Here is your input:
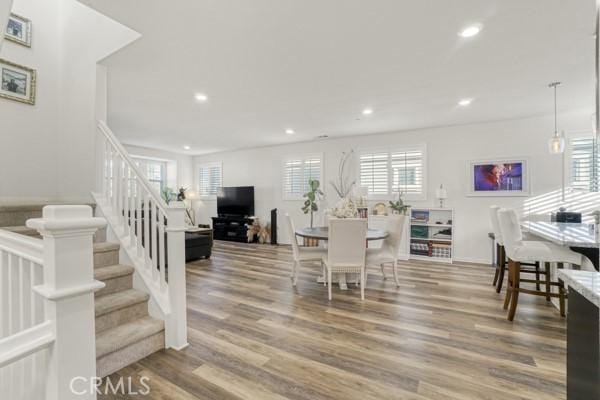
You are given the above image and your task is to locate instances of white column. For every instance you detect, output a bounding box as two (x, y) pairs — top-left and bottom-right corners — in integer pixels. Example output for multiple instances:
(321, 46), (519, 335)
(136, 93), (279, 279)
(165, 202), (188, 350)
(27, 206), (106, 400)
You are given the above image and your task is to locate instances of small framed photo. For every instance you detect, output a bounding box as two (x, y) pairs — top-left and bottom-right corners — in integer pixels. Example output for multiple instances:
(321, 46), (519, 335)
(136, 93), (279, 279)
(467, 158), (530, 197)
(5, 13), (31, 47)
(0, 59), (36, 105)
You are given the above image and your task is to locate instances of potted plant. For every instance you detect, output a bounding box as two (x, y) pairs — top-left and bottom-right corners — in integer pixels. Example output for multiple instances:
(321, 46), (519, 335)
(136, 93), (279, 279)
(389, 192), (410, 215)
(302, 178), (324, 228)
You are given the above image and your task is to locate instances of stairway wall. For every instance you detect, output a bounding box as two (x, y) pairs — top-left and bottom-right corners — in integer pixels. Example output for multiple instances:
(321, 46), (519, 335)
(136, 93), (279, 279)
(0, 0), (140, 203)
(0, 0), (14, 50)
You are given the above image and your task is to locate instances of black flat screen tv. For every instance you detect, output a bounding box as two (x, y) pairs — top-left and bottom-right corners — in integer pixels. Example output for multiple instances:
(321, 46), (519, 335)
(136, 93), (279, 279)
(217, 186), (254, 217)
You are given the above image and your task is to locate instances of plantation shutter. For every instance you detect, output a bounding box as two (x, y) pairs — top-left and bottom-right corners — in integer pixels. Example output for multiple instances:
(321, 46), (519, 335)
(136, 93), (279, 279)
(360, 153), (389, 195)
(199, 164), (222, 196)
(283, 156), (323, 197)
(303, 157), (321, 193)
(571, 138), (598, 192)
(391, 149), (424, 195)
(284, 159), (303, 196)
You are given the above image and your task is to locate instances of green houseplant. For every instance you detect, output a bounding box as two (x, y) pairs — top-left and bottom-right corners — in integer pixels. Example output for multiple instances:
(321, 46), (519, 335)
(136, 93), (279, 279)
(389, 192), (410, 215)
(302, 179), (324, 228)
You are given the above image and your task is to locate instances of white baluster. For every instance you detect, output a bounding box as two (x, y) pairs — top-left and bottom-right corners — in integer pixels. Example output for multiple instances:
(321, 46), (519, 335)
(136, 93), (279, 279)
(112, 151), (119, 211)
(151, 201), (158, 282)
(0, 250), (6, 339)
(144, 193), (151, 269)
(158, 208), (166, 292)
(123, 165), (130, 239)
(129, 174), (136, 245)
(136, 178), (143, 258)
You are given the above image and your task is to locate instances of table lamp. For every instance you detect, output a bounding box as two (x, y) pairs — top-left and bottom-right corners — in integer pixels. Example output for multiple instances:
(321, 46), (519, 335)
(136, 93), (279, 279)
(435, 184), (447, 208)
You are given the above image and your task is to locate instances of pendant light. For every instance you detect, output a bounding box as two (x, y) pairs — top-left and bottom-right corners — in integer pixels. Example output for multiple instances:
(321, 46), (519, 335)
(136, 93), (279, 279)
(548, 82), (565, 154)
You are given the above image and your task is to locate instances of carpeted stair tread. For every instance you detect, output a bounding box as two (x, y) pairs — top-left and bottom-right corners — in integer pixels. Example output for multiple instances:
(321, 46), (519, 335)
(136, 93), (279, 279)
(0, 225), (40, 237)
(94, 242), (120, 253)
(94, 264), (134, 281)
(95, 289), (149, 317)
(96, 316), (164, 358)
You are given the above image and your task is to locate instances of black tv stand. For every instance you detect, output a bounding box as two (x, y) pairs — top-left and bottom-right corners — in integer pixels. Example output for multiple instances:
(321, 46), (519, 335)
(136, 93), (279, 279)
(212, 216), (253, 243)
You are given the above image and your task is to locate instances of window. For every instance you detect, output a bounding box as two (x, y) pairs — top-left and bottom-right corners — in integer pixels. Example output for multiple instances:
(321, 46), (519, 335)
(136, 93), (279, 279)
(132, 157), (166, 193)
(359, 146), (425, 199)
(570, 137), (598, 192)
(198, 163), (222, 197)
(283, 155), (322, 198)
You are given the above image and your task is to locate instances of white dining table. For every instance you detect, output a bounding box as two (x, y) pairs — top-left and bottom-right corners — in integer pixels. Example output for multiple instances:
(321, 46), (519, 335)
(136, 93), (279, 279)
(295, 226), (389, 290)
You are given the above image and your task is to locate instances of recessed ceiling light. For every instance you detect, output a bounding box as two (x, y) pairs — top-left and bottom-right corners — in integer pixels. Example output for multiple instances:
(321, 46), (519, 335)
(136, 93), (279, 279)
(362, 108), (374, 115)
(458, 98), (473, 106)
(459, 24), (482, 38)
(183, 145), (191, 150)
(194, 93), (208, 102)
(285, 129), (295, 135)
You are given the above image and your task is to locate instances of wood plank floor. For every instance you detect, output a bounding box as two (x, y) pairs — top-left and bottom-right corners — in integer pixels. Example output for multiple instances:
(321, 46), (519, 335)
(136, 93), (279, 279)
(99, 241), (567, 400)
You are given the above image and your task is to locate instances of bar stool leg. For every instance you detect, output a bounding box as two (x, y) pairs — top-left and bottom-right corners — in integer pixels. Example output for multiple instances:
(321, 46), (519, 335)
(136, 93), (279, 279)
(535, 262), (541, 291)
(503, 258), (514, 310)
(492, 243), (500, 286)
(507, 261), (521, 321)
(545, 262), (551, 301)
(496, 246), (506, 293)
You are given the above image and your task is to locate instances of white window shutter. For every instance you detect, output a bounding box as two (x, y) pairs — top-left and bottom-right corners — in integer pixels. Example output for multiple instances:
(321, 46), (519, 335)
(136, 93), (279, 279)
(199, 164), (222, 196)
(303, 157), (321, 192)
(360, 153), (389, 195)
(571, 138), (597, 192)
(284, 159), (303, 196)
(391, 149), (424, 195)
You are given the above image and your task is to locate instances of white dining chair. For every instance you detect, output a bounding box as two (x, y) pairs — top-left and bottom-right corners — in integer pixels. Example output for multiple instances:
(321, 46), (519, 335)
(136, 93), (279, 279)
(497, 208), (589, 320)
(285, 213), (326, 286)
(366, 215), (407, 287)
(322, 218), (368, 300)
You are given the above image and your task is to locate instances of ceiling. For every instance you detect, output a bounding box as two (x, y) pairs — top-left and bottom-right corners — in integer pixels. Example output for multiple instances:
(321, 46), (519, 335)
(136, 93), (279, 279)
(80, 0), (596, 155)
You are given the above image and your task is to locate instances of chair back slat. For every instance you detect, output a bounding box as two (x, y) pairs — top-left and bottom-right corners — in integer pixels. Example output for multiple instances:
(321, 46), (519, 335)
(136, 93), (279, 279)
(285, 214), (300, 259)
(327, 218), (367, 266)
(497, 208), (524, 259)
(384, 215), (407, 256)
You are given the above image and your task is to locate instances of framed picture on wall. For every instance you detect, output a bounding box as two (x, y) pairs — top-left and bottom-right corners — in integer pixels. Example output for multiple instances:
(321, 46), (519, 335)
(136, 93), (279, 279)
(467, 158), (530, 196)
(0, 58), (36, 105)
(5, 13), (32, 47)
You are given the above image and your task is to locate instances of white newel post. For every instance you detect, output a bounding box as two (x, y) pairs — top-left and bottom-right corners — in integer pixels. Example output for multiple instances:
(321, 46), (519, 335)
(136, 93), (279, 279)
(27, 206), (107, 400)
(165, 202), (189, 350)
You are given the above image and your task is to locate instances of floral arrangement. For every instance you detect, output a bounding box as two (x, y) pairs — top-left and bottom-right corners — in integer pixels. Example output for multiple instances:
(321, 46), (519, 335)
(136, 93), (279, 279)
(327, 197), (358, 218)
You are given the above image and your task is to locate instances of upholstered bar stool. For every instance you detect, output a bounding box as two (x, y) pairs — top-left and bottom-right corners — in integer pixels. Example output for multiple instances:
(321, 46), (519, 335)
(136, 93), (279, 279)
(497, 208), (587, 321)
(488, 205), (543, 293)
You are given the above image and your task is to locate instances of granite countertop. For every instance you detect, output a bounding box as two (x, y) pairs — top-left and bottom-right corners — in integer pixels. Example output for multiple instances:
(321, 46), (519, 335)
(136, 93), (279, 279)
(521, 221), (600, 248)
(558, 270), (600, 308)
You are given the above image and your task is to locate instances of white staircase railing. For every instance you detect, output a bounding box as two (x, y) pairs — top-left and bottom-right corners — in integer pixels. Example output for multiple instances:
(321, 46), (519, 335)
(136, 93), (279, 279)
(0, 205), (106, 400)
(93, 120), (188, 350)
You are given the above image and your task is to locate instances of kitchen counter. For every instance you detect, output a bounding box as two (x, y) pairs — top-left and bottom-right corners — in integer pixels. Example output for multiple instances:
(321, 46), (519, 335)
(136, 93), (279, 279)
(558, 269), (600, 399)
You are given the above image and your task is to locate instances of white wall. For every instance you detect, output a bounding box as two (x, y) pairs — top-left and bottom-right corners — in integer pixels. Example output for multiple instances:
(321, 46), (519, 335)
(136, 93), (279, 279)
(0, 0), (139, 204)
(193, 110), (594, 263)
(123, 144), (193, 190)
(0, 0), (14, 49)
